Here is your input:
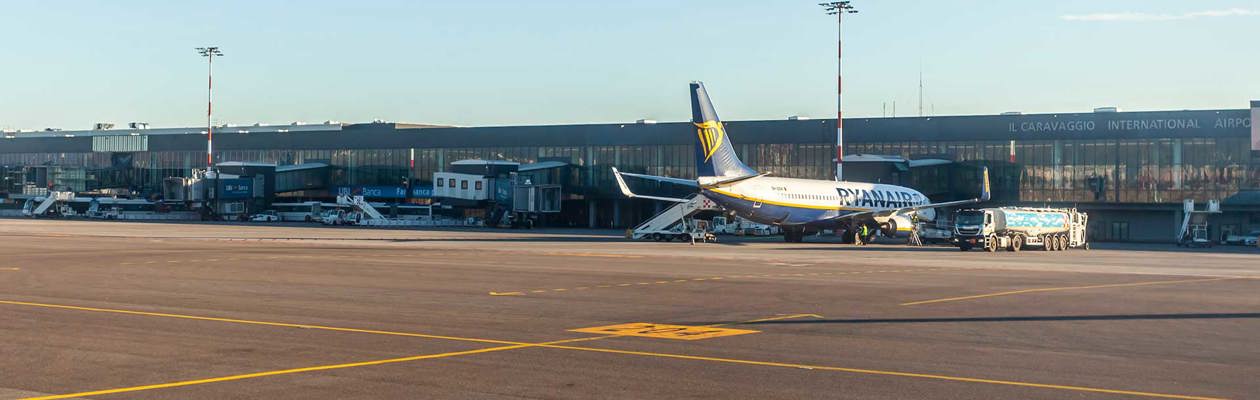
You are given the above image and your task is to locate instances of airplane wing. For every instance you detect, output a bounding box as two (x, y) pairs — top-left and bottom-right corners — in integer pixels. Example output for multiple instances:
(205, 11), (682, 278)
(614, 170), (700, 188)
(829, 167), (992, 221)
(611, 167), (695, 203)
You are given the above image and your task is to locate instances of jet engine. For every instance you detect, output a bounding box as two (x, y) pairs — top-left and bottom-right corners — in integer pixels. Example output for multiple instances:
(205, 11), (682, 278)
(877, 214), (913, 238)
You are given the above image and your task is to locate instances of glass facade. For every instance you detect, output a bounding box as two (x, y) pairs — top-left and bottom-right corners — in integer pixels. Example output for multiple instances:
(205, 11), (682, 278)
(851, 137), (1258, 203)
(6, 137), (1255, 205)
(2, 111), (1256, 209)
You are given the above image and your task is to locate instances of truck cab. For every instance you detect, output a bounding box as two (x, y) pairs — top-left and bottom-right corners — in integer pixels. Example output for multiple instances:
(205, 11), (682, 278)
(953, 209), (995, 251)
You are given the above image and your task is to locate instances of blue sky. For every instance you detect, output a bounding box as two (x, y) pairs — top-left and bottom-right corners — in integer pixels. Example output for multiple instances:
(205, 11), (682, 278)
(1, 0), (1257, 130)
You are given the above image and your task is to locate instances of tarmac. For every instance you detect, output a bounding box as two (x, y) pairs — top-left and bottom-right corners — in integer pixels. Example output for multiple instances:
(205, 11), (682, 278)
(0, 219), (1257, 399)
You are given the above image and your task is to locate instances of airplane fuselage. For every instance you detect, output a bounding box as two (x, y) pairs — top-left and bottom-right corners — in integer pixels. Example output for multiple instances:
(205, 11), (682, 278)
(700, 176), (932, 227)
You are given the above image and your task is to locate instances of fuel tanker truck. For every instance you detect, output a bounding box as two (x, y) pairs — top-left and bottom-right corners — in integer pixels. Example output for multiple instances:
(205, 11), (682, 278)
(953, 207), (1088, 252)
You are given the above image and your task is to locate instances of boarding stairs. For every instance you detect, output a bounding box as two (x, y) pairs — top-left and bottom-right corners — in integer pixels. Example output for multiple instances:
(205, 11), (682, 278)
(1178, 199), (1220, 247)
(337, 195), (386, 220)
(335, 195), (436, 227)
(24, 191), (74, 217)
(630, 194), (722, 240)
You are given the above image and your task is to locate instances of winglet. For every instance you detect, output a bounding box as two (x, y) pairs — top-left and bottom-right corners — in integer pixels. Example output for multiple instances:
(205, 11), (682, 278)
(610, 166), (692, 203)
(611, 167), (635, 198)
(980, 167), (992, 202)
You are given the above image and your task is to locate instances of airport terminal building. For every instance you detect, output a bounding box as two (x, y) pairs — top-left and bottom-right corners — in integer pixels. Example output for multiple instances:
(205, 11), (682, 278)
(2, 101), (1258, 242)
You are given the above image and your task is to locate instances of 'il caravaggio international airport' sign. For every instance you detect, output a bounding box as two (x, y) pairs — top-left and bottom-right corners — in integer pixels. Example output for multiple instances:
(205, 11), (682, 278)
(1252, 101), (1259, 151)
(1007, 115), (1251, 134)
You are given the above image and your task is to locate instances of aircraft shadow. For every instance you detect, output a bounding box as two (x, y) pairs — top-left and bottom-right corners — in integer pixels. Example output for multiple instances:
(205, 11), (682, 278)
(735, 313), (1260, 325)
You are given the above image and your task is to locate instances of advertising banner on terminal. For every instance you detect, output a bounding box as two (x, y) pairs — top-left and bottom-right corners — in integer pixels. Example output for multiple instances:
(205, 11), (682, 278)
(217, 179), (253, 199)
(336, 186), (407, 199)
(1252, 101), (1259, 151)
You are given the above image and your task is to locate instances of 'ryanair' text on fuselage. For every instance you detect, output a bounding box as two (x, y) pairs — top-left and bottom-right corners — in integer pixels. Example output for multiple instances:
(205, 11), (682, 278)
(836, 188), (926, 209)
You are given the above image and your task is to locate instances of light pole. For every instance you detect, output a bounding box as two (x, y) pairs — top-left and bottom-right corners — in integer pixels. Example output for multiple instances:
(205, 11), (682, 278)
(196, 46), (222, 217)
(820, 2), (856, 181)
(196, 47), (222, 167)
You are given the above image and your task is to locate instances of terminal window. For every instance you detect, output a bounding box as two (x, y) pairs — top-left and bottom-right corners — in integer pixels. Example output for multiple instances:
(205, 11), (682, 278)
(1109, 222), (1130, 241)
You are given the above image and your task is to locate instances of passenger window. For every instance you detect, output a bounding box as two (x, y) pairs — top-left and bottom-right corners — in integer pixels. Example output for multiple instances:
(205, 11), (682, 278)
(475, 181), (483, 190)
(461, 180), (468, 189)
(436, 178), (444, 187)
(448, 179), (455, 188)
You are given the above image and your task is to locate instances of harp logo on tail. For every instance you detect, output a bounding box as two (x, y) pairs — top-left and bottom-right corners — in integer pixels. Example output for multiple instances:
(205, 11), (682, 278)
(694, 120), (725, 162)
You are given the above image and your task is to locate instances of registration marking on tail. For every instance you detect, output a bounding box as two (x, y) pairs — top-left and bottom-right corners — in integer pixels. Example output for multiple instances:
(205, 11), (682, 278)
(570, 323), (758, 341)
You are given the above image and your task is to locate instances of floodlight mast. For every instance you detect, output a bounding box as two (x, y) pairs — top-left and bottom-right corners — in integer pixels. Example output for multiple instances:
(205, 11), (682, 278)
(819, 2), (857, 181)
(196, 46), (222, 218)
(196, 46), (222, 168)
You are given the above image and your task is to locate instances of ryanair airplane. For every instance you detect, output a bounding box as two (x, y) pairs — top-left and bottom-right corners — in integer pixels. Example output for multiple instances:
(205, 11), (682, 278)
(613, 82), (990, 243)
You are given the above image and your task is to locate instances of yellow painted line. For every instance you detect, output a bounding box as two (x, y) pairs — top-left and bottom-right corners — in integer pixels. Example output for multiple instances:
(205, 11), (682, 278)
(737, 313), (823, 323)
(544, 252), (643, 259)
(488, 291), (524, 296)
(488, 268), (972, 297)
(539, 344), (1226, 400)
(571, 322), (759, 341)
(4, 301), (1220, 400)
(17, 308), (809, 399)
(0, 300), (519, 346)
(19, 344), (538, 400)
(902, 277), (1238, 306)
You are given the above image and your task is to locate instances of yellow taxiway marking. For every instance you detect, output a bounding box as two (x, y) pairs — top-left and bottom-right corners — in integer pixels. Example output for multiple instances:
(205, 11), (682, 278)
(2, 300), (1224, 400)
(537, 344), (1226, 400)
(0, 300), (519, 346)
(18, 344), (537, 400)
(16, 310), (812, 400)
(901, 277), (1240, 306)
(489, 268), (956, 296)
(543, 252), (643, 259)
(570, 313), (819, 341)
(571, 322), (759, 341)
(1, 267), (19, 271)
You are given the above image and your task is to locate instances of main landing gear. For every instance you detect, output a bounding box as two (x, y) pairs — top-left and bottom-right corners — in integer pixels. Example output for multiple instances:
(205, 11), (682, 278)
(784, 226), (806, 243)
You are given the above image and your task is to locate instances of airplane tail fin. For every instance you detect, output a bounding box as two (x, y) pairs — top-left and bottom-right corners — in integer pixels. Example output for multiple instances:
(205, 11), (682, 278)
(691, 82), (757, 178)
(980, 167), (992, 202)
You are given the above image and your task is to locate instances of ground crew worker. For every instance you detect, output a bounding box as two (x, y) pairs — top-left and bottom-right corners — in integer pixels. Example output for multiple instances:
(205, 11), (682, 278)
(908, 216), (923, 247)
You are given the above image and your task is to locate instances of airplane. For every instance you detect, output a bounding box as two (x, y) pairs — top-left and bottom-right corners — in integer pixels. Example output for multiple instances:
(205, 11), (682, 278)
(612, 82), (990, 243)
